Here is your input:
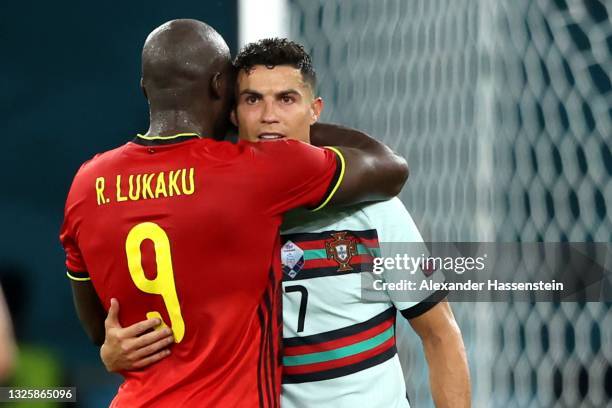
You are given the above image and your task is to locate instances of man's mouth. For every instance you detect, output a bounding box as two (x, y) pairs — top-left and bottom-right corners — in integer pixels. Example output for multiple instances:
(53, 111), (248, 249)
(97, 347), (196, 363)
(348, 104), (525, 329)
(258, 133), (285, 140)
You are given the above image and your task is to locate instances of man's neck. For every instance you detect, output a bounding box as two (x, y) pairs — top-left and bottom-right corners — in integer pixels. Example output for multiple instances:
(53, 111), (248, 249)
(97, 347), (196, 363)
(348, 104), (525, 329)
(146, 110), (215, 139)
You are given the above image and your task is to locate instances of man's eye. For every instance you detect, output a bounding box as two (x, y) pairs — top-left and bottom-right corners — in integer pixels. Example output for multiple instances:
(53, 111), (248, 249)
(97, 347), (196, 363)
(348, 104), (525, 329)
(281, 96), (294, 104)
(245, 95), (258, 104)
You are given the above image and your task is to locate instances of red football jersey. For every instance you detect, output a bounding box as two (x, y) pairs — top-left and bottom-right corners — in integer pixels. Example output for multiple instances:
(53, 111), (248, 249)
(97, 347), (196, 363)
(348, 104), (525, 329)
(60, 137), (342, 408)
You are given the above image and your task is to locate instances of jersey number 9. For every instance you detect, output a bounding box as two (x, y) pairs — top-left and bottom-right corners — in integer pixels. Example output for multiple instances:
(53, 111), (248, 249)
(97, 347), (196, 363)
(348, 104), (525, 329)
(125, 222), (185, 342)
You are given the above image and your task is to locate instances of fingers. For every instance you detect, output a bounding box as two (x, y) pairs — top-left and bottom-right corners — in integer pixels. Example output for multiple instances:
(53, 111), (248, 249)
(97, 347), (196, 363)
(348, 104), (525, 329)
(131, 332), (174, 361)
(104, 298), (120, 328)
(122, 317), (162, 338)
(131, 327), (173, 351)
(132, 349), (171, 369)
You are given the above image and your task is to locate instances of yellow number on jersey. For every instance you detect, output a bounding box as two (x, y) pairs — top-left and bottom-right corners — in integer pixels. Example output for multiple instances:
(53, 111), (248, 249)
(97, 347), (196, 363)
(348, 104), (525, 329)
(125, 222), (185, 342)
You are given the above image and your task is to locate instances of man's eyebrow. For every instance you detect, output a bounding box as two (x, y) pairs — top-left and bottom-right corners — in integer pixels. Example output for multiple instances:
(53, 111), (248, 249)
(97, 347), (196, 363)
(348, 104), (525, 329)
(277, 89), (300, 96)
(238, 88), (302, 97)
(239, 89), (263, 97)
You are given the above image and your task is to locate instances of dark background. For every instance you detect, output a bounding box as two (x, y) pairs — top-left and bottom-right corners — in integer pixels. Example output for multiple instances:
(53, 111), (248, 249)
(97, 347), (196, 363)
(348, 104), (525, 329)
(0, 1), (237, 405)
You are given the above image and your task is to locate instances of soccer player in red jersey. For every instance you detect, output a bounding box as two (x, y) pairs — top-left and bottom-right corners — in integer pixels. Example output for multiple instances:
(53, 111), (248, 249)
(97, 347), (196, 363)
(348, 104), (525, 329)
(60, 20), (408, 407)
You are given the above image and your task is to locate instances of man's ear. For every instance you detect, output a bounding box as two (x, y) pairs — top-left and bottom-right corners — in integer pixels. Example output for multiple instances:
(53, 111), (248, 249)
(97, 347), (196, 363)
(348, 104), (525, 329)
(230, 109), (238, 127)
(141, 78), (148, 100)
(310, 97), (324, 125)
(210, 72), (222, 99)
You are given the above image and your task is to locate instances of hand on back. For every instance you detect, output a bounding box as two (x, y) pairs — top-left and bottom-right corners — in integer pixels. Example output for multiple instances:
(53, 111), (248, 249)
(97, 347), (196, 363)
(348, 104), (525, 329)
(100, 298), (174, 372)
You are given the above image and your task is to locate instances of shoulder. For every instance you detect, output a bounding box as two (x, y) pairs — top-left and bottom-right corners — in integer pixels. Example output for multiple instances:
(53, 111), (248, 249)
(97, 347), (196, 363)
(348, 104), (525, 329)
(74, 145), (126, 182)
(360, 198), (423, 243)
(282, 199), (408, 234)
(282, 205), (366, 234)
(75, 144), (129, 177)
(189, 138), (253, 162)
(246, 139), (331, 158)
(361, 197), (410, 219)
(240, 140), (337, 180)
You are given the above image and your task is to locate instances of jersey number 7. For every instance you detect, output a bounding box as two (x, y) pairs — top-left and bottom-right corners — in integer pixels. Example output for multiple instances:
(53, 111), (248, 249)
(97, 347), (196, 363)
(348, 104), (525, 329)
(125, 222), (185, 342)
(285, 285), (309, 333)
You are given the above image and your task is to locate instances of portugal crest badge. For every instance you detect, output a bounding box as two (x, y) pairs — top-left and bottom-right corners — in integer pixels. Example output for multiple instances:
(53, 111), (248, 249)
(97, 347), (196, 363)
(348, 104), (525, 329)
(325, 232), (357, 272)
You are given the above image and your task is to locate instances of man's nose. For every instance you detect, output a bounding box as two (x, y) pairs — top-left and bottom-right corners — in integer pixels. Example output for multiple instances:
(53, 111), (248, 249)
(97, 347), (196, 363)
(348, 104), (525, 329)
(261, 100), (279, 124)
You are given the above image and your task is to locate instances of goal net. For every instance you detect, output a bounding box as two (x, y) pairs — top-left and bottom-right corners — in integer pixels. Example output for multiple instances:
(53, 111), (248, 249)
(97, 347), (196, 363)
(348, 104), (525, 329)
(286, 0), (611, 406)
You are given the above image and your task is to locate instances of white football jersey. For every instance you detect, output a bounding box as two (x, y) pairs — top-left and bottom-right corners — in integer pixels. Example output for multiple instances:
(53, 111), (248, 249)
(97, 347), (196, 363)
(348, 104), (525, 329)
(280, 197), (444, 408)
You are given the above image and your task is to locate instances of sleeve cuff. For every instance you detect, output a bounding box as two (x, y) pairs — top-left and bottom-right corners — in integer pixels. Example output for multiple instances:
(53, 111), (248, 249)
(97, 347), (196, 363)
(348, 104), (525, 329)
(66, 270), (91, 282)
(311, 146), (345, 212)
(400, 289), (448, 320)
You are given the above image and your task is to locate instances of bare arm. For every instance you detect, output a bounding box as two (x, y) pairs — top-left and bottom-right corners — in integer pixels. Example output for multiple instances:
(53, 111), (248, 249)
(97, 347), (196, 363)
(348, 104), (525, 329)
(310, 123), (409, 204)
(408, 301), (471, 407)
(70, 278), (106, 346)
(0, 285), (16, 382)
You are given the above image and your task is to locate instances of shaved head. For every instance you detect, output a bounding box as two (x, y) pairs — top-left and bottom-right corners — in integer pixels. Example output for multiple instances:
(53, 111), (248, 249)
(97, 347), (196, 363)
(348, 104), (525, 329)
(141, 19), (235, 138)
(142, 19), (229, 92)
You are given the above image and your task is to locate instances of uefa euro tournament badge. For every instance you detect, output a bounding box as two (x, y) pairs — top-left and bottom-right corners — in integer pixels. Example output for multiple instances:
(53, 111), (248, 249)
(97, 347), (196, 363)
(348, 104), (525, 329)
(281, 240), (305, 279)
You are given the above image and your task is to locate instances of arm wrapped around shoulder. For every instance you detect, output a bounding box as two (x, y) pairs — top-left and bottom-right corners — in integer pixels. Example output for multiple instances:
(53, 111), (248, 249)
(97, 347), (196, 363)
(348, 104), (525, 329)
(310, 123), (409, 203)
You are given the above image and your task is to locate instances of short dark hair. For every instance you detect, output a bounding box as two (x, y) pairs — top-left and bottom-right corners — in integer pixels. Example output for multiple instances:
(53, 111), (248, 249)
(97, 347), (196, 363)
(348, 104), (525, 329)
(233, 38), (316, 90)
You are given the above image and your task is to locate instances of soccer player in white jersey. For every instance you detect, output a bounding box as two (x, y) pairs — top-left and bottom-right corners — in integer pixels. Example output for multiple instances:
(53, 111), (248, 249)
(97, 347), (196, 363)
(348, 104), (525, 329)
(99, 39), (471, 407)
